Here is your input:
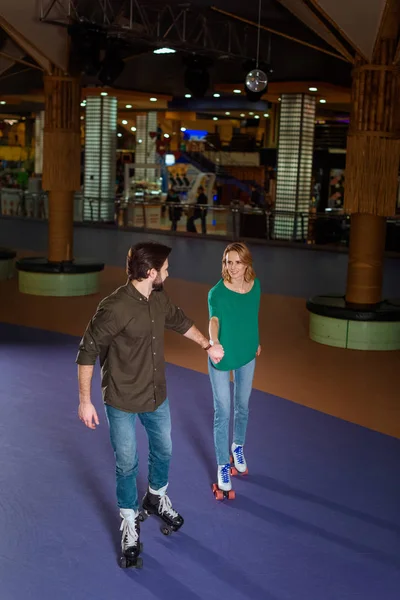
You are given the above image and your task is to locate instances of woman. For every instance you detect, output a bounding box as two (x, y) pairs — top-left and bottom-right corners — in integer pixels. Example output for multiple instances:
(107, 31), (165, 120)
(208, 242), (261, 494)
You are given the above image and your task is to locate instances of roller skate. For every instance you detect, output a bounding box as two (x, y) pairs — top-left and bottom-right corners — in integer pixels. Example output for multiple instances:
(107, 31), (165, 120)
(212, 463), (235, 501)
(230, 443), (248, 476)
(140, 487), (184, 536)
(119, 509), (143, 569)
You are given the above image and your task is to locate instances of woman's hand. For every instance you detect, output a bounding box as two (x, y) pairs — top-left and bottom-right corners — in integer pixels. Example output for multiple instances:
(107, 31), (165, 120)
(208, 342), (224, 364)
(256, 345), (261, 357)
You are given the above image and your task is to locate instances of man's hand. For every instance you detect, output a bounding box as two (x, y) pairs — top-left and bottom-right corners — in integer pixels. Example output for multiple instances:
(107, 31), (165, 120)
(256, 345), (262, 357)
(78, 402), (99, 430)
(208, 342), (224, 364)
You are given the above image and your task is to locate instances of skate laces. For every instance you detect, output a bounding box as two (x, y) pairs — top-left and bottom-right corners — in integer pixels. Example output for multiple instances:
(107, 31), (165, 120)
(234, 445), (244, 464)
(120, 513), (138, 548)
(220, 463), (230, 483)
(158, 494), (179, 519)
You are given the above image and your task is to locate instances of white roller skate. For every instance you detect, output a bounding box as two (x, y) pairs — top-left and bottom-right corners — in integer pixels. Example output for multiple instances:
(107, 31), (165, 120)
(231, 443), (248, 475)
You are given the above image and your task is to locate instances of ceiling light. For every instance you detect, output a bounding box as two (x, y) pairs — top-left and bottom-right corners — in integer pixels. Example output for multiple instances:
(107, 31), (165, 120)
(80, 116), (84, 120)
(100, 91), (108, 96)
(254, 115), (260, 119)
(233, 89), (241, 94)
(131, 126), (137, 132)
(164, 133), (170, 138)
(180, 127), (186, 132)
(278, 97), (281, 101)
(249, 112), (254, 115)
(319, 99), (327, 104)
(225, 112), (230, 116)
(309, 87), (318, 92)
(0, 100), (6, 105)
(213, 117), (218, 120)
(150, 97), (157, 102)
(184, 94), (191, 99)
(126, 104), (132, 108)
(80, 102), (85, 107)
(122, 120), (128, 125)
(240, 113), (245, 117)
(138, 139), (143, 143)
(153, 47), (176, 54)
(117, 133), (122, 137)
(264, 113), (269, 117)
(213, 93), (220, 98)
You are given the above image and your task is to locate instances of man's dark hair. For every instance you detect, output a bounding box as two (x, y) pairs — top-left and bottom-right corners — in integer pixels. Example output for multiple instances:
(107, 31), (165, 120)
(126, 242), (171, 281)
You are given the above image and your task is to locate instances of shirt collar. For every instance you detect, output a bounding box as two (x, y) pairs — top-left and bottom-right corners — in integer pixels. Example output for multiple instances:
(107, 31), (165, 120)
(125, 280), (148, 301)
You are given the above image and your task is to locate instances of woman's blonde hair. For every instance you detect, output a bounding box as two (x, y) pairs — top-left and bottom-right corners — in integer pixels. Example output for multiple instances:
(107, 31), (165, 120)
(221, 242), (255, 283)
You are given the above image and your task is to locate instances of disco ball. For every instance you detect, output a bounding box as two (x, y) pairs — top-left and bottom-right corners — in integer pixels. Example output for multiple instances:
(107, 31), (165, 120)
(245, 69), (268, 93)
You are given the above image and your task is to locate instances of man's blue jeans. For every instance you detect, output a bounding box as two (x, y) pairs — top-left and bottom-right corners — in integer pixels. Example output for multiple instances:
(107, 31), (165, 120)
(105, 399), (172, 511)
(208, 359), (256, 465)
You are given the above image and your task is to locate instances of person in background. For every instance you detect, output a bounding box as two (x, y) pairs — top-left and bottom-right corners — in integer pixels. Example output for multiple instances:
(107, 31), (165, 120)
(207, 242), (261, 495)
(187, 186), (208, 234)
(165, 187), (182, 231)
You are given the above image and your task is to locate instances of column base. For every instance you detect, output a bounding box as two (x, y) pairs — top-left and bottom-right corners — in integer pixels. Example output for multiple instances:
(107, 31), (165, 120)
(0, 248), (16, 280)
(16, 257), (104, 297)
(306, 295), (400, 351)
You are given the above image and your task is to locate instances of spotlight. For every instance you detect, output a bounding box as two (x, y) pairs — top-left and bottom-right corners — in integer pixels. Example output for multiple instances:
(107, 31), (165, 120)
(153, 47), (176, 54)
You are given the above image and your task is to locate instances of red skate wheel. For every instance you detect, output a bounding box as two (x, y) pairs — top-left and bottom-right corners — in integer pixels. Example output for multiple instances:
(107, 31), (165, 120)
(230, 467), (238, 477)
(243, 468), (249, 476)
(215, 490), (224, 501)
(229, 455), (234, 464)
(212, 483), (218, 493)
(228, 490), (236, 500)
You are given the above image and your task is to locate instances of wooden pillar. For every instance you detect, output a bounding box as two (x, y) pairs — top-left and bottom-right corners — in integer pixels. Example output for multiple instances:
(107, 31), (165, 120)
(345, 41), (400, 305)
(42, 71), (80, 262)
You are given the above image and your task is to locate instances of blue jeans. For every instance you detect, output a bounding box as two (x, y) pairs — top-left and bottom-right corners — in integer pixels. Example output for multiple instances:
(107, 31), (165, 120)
(105, 399), (172, 511)
(208, 358), (256, 465)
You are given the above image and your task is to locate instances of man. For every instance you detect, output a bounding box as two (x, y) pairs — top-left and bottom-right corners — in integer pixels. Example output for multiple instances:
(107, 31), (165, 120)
(76, 242), (224, 568)
(187, 186), (208, 234)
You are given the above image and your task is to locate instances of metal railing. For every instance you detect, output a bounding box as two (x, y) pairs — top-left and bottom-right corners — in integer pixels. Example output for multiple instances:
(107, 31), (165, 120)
(1, 189), (400, 252)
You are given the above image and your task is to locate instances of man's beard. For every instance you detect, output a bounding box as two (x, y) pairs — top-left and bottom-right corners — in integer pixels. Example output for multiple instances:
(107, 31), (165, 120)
(152, 273), (164, 292)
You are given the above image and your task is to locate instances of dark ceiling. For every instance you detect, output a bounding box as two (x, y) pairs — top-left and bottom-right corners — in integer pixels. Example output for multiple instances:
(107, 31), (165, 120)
(0, 0), (352, 98)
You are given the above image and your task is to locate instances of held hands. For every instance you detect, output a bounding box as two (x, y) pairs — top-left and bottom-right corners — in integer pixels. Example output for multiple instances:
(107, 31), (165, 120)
(208, 342), (224, 364)
(78, 401), (99, 430)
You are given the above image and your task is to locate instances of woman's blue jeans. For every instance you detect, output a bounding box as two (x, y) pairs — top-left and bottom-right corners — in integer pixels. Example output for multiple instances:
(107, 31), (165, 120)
(208, 359), (255, 465)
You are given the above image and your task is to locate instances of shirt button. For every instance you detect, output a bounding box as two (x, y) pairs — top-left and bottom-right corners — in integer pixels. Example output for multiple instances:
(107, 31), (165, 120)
(153, 352), (156, 355)
(152, 320), (154, 323)
(153, 336), (155, 340)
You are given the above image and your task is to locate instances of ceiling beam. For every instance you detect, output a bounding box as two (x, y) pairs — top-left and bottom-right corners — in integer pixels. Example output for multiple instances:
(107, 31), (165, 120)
(0, 51), (44, 72)
(210, 6), (351, 63)
(0, 15), (52, 73)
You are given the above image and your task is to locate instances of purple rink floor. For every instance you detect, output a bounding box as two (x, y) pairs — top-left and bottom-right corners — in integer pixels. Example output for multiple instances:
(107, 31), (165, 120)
(0, 323), (399, 600)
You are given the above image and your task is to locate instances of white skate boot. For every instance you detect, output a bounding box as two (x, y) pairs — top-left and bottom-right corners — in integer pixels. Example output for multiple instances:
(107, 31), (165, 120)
(119, 509), (142, 569)
(231, 443), (248, 475)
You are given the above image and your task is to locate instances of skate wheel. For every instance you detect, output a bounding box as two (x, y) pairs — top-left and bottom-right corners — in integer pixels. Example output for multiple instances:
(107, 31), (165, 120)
(214, 489), (224, 501)
(119, 556), (128, 569)
(228, 490), (236, 500)
(212, 483), (218, 493)
(230, 467), (238, 477)
(138, 511), (148, 522)
(135, 557), (143, 569)
(161, 525), (172, 536)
